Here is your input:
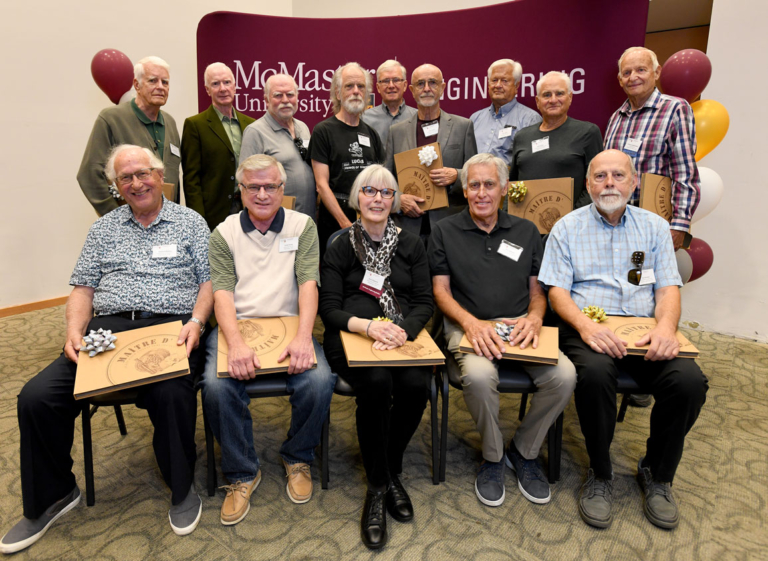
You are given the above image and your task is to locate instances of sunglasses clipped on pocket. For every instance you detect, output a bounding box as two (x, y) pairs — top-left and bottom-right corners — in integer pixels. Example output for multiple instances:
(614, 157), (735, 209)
(627, 251), (645, 286)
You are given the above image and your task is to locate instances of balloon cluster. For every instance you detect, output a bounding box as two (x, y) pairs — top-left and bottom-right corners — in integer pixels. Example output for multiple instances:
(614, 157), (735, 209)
(660, 49), (724, 284)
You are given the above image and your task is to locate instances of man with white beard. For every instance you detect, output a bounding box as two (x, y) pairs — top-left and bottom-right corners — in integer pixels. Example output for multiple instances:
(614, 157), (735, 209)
(309, 62), (385, 253)
(538, 149), (708, 531)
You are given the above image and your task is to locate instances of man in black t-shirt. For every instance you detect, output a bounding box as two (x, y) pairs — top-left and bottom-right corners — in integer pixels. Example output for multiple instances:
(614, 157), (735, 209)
(309, 62), (385, 252)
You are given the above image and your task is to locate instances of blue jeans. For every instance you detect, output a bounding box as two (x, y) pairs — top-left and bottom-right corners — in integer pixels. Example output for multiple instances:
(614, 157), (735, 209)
(199, 326), (336, 482)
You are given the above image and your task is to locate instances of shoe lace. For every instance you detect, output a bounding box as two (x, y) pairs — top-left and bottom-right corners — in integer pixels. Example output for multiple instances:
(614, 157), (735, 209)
(219, 481), (248, 497)
(520, 460), (547, 484)
(365, 492), (386, 525)
(649, 481), (674, 502)
(286, 463), (311, 479)
(389, 477), (407, 502)
(479, 461), (503, 484)
(586, 472), (612, 499)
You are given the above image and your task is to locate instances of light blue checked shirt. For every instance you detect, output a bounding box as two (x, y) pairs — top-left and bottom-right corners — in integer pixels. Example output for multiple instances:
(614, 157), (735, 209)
(470, 98), (541, 165)
(538, 204), (681, 317)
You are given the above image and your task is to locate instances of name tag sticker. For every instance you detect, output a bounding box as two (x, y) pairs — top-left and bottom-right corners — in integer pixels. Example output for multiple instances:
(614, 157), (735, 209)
(358, 134), (371, 147)
(498, 127), (513, 139)
(302, 138), (310, 148)
(624, 137), (642, 153)
(152, 244), (177, 258)
(279, 237), (299, 253)
(639, 268), (656, 286)
(497, 240), (523, 261)
(170, 144), (180, 157)
(360, 270), (386, 298)
(531, 137), (549, 153)
(422, 122), (439, 137)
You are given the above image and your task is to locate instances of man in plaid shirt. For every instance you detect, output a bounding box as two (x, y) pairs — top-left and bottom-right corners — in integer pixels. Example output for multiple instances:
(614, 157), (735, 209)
(604, 46), (700, 252)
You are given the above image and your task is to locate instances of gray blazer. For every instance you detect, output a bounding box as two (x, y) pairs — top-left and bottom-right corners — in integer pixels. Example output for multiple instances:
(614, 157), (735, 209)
(385, 110), (477, 234)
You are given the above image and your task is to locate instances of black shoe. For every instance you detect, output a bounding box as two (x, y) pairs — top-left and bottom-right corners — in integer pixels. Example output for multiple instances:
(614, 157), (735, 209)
(361, 490), (387, 549)
(386, 475), (414, 522)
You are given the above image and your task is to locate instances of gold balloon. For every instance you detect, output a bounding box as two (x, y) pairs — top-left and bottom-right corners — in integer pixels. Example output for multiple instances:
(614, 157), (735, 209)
(692, 100), (729, 161)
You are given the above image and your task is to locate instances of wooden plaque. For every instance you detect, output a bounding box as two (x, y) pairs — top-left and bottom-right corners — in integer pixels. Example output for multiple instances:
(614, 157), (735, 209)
(601, 316), (699, 358)
(217, 316), (316, 377)
(506, 177), (574, 234)
(639, 173), (673, 223)
(281, 196), (296, 210)
(74, 321), (190, 400)
(340, 328), (445, 367)
(393, 142), (448, 211)
(459, 323), (560, 365)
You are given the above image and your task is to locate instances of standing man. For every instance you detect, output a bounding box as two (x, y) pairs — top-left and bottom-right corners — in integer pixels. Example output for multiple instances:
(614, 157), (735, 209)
(1, 145), (212, 554)
(199, 154), (335, 526)
(362, 60), (417, 146)
(78, 56), (181, 216)
(539, 149), (708, 530)
(429, 153), (575, 507)
(470, 59), (541, 166)
(385, 64), (477, 238)
(240, 74), (315, 218)
(181, 62), (255, 231)
(309, 62), (385, 252)
(510, 71), (603, 208)
(605, 46), (700, 250)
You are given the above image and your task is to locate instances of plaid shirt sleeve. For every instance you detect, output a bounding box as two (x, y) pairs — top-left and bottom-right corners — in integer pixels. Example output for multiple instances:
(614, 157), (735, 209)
(668, 101), (701, 231)
(538, 219), (573, 292)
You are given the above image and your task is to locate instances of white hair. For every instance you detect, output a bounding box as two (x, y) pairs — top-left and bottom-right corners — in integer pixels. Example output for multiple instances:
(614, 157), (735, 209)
(204, 62), (234, 87)
(348, 165), (401, 213)
(134, 56), (170, 84)
(488, 59), (523, 86)
(536, 71), (573, 96)
(264, 73), (299, 101)
(376, 60), (407, 82)
(236, 154), (287, 185)
(461, 153), (509, 192)
(105, 144), (164, 183)
(330, 62), (372, 115)
(617, 47), (660, 73)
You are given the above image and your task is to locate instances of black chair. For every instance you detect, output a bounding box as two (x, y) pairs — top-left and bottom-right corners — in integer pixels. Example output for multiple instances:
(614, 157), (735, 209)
(438, 351), (564, 483)
(616, 369), (642, 422)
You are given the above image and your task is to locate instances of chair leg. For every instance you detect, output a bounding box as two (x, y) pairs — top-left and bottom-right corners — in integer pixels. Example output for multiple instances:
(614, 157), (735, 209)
(519, 393), (529, 421)
(439, 370), (450, 483)
(82, 404), (95, 506)
(554, 413), (563, 482)
(546, 421), (557, 484)
(321, 410), (330, 490)
(430, 372), (439, 485)
(202, 407), (216, 497)
(113, 405), (127, 436)
(617, 393), (630, 422)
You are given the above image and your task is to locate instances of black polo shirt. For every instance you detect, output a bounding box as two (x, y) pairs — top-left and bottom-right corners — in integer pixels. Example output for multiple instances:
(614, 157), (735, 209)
(429, 208), (542, 319)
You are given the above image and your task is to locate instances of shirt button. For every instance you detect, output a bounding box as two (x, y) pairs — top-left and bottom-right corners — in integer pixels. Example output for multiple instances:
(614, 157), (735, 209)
(231, 176), (235, 180)
(228, 194), (232, 199)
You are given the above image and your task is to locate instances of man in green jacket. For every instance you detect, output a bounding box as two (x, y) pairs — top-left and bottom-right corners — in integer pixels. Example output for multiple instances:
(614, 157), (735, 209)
(181, 62), (255, 231)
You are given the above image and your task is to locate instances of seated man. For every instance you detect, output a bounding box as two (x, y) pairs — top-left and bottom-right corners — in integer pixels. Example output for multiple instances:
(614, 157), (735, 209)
(199, 154), (335, 526)
(1, 145), (213, 554)
(538, 149), (708, 529)
(429, 153), (576, 507)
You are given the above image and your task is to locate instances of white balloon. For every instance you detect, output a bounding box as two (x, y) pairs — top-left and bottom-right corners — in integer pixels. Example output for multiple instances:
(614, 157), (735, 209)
(119, 89), (135, 104)
(675, 248), (693, 284)
(692, 166), (724, 224)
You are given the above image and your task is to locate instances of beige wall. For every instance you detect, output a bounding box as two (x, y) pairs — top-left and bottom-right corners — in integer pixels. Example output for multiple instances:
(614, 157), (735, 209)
(0, 1), (288, 309)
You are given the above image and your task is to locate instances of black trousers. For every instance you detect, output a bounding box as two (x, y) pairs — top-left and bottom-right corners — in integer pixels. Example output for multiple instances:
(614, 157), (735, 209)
(18, 314), (205, 519)
(326, 342), (431, 490)
(559, 323), (708, 482)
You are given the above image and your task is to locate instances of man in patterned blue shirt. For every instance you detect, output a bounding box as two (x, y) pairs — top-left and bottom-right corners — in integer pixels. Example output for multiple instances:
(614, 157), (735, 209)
(1, 145), (213, 554)
(539, 149), (708, 531)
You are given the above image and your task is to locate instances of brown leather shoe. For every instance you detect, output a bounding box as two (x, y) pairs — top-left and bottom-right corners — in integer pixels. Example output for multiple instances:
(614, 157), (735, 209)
(283, 459), (313, 504)
(220, 471), (261, 525)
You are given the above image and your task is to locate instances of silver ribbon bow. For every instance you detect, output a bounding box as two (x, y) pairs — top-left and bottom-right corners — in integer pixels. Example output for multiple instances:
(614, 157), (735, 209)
(82, 328), (117, 357)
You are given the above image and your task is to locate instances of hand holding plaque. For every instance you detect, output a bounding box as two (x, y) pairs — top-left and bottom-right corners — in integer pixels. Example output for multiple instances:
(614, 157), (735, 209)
(393, 142), (449, 212)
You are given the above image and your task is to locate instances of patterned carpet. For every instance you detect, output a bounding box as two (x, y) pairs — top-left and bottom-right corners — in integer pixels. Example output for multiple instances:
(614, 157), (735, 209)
(0, 306), (766, 560)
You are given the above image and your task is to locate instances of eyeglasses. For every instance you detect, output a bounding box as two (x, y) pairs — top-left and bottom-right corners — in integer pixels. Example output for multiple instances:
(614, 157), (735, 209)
(413, 79), (441, 90)
(627, 251), (645, 286)
(293, 136), (308, 161)
(467, 180), (499, 192)
(490, 78), (511, 86)
(360, 186), (396, 199)
(378, 78), (404, 85)
(239, 182), (284, 194)
(116, 168), (155, 186)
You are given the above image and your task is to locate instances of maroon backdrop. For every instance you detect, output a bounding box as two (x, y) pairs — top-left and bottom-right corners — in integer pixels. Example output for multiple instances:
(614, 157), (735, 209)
(196, 0), (649, 132)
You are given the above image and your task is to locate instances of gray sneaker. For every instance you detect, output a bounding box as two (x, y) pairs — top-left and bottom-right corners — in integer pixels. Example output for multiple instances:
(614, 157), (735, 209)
(0, 486), (81, 554)
(169, 485), (202, 536)
(475, 460), (505, 507)
(505, 445), (551, 504)
(579, 469), (613, 528)
(637, 457), (679, 529)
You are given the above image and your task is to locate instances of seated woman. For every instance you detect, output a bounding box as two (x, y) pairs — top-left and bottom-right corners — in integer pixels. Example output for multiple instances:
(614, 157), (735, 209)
(319, 165), (434, 550)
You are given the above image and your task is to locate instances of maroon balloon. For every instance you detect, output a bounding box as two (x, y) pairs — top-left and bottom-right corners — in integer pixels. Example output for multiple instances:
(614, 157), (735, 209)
(91, 49), (134, 104)
(685, 237), (714, 282)
(660, 49), (712, 103)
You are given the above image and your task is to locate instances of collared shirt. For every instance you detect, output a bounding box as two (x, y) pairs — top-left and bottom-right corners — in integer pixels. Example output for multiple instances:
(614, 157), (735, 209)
(213, 105), (243, 160)
(362, 101), (417, 146)
(538, 204), (681, 317)
(70, 199), (210, 315)
(604, 88), (700, 231)
(429, 208), (543, 319)
(131, 98), (166, 157)
(470, 98), (542, 165)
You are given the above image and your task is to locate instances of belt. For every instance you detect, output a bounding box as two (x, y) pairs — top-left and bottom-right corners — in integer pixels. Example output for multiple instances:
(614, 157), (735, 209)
(114, 311), (175, 320)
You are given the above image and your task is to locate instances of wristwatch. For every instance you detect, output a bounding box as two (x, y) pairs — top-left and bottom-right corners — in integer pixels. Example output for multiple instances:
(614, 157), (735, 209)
(187, 317), (205, 335)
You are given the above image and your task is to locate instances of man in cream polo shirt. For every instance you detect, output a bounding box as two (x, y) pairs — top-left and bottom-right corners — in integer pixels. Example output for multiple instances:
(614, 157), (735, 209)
(198, 154), (335, 526)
